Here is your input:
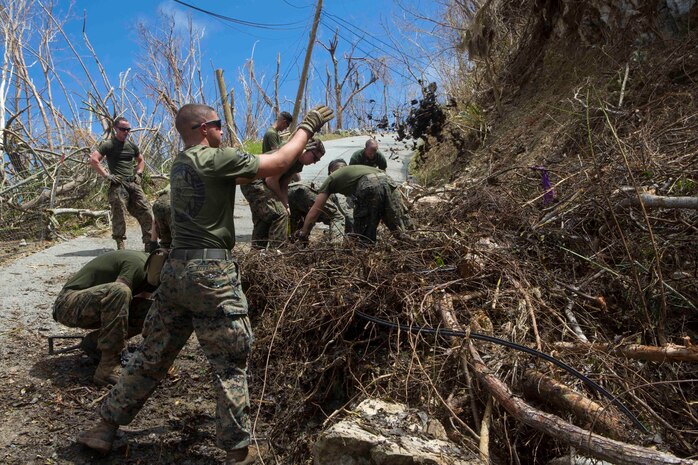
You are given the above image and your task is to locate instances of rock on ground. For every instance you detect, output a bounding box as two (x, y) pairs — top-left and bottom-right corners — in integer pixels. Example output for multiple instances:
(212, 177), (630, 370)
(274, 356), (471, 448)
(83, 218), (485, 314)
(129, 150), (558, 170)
(314, 398), (480, 465)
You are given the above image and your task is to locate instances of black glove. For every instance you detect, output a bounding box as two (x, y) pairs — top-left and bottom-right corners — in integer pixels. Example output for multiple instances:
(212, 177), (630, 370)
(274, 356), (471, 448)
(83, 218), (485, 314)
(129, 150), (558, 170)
(293, 230), (309, 242)
(298, 106), (334, 136)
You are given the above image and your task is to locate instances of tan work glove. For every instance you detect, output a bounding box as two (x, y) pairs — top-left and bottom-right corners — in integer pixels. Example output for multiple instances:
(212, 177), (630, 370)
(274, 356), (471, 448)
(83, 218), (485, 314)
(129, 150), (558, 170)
(298, 106), (334, 136)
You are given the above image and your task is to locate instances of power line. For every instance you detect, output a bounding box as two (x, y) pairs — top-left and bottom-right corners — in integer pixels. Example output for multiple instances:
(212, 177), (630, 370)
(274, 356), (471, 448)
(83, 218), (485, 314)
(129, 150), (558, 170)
(281, 0), (310, 9)
(174, 0), (308, 30)
(318, 20), (415, 83)
(322, 11), (428, 68)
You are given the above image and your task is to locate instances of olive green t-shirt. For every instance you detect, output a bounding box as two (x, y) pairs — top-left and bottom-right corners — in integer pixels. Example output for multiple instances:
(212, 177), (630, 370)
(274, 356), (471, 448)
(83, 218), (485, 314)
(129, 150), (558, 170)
(170, 145), (260, 250)
(349, 149), (387, 170)
(262, 127), (282, 153)
(318, 165), (383, 196)
(63, 250), (148, 291)
(97, 138), (140, 178)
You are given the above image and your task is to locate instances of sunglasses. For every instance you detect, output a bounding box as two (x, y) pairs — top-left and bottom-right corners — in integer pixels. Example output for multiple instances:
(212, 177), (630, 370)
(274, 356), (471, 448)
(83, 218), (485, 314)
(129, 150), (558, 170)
(192, 119), (222, 130)
(116, 126), (131, 132)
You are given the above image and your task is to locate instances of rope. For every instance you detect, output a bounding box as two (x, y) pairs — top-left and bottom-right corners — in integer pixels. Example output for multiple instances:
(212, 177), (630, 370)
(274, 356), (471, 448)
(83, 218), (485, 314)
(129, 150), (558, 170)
(354, 310), (649, 434)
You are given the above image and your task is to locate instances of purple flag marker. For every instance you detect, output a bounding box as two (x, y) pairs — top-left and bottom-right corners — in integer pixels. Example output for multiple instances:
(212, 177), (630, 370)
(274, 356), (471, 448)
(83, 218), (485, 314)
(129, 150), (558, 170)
(530, 166), (555, 205)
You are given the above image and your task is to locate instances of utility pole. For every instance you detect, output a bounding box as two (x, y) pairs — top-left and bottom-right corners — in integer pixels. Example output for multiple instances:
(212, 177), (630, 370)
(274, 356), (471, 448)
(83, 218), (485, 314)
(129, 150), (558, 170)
(215, 69), (239, 147)
(291, 0), (322, 131)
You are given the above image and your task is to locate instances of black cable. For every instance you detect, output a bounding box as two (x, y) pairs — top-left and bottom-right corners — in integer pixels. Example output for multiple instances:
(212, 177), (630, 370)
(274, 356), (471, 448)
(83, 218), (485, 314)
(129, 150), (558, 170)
(174, 0), (307, 30)
(354, 310), (649, 434)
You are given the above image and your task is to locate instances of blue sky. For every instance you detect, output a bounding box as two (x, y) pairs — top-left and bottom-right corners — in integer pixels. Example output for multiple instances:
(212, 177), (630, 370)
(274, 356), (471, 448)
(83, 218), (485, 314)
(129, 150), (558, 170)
(56, 0), (444, 131)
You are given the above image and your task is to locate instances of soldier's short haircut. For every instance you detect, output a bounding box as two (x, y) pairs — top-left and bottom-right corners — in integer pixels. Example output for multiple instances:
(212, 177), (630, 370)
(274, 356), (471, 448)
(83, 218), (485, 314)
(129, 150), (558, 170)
(365, 138), (378, 148)
(175, 104), (216, 135)
(114, 116), (128, 128)
(279, 111), (293, 123)
(328, 158), (347, 174)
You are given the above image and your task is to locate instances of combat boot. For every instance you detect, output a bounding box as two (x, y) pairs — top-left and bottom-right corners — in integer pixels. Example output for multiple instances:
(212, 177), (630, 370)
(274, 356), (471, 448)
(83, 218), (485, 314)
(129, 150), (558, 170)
(79, 330), (101, 363)
(93, 350), (122, 386)
(115, 239), (125, 250)
(225, 446), (258, 464)
(77, 419), (118, 454)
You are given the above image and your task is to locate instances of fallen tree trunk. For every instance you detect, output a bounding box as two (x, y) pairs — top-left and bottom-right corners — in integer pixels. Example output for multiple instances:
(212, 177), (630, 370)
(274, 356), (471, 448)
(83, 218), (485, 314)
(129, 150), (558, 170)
(46, 208), (109, 218)
(554, 341), (698, 363)
(522, 370), (627, 440)
(619, 194), (698, 210)
(438, 305), (698, 465)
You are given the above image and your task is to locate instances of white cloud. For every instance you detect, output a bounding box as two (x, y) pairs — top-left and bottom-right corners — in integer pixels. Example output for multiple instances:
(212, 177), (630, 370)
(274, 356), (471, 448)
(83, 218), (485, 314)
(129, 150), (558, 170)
(157, 1), (211, 38)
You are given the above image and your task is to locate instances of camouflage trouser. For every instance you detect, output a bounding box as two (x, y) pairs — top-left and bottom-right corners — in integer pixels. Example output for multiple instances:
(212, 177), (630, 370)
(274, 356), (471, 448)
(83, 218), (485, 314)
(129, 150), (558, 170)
(108, 180), (153, 243)
(52, 283), (132, 354)
(288, 183), (345, 240)
(152, 192), (172, 248)
(101, 257), (253, 451)
(353, 173), (411, 243)
(241, 181), (287, 249)
(331, 193), (354, 234)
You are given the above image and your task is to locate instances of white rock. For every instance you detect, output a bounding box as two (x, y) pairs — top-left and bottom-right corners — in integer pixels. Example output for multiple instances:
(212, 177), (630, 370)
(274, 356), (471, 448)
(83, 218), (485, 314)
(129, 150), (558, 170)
(314, 399), (480, 465)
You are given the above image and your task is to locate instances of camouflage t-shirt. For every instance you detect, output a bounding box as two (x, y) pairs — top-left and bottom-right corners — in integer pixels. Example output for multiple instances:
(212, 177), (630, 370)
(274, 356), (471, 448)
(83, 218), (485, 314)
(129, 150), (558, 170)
(262, 127), (282, 153)
(318, 165), (384, 196)
(170, 145), (260, 250)
(97, 138), (140, 178)
(349, 149), (387, 170)
(63, 250), (148, 291)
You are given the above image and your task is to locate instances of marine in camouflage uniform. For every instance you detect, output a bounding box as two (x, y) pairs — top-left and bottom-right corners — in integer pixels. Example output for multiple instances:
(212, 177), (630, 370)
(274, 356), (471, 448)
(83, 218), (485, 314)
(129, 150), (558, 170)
(296, 162), (411, 243)
(241, 111), (293, 249)
(89, 117), (153, 250)
(78, 103), (334, 464)
(288, 182), (345, 240)
(349, 138), (388, 170)
(52, 250), (151, 385)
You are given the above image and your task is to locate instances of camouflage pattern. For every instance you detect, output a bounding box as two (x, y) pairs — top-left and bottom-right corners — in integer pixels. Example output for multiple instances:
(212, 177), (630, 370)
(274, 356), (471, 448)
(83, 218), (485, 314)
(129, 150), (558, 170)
(241, 181), (287, 249)
(152, 191), (172, 248)
(53, 282), (132, 354)
(100, 257), (253, 451)
(108, 179), (153, 243)
(288, 183), (345, 239)
(352, 173), (411, 242)
(331, 193), (354, 233)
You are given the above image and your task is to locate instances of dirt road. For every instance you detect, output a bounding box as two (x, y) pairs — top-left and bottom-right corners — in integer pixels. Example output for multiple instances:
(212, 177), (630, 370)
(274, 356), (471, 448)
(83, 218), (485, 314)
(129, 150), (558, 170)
(0, 134), (413, 464)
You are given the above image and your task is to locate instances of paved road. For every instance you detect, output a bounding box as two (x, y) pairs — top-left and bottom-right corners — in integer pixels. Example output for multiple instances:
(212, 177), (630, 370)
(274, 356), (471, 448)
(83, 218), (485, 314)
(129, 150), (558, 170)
(0, 135), (413, 337)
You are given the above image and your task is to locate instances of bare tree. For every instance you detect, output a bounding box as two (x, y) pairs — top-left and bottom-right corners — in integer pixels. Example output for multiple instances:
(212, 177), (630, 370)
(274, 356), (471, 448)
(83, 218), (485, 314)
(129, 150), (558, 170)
(318, 28), (387, 130)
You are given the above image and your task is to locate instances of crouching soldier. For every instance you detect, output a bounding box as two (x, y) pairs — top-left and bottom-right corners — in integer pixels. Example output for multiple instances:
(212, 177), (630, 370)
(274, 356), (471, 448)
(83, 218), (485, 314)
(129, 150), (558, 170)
(52, 250), (154, 386)
(295, 159), (411, 243)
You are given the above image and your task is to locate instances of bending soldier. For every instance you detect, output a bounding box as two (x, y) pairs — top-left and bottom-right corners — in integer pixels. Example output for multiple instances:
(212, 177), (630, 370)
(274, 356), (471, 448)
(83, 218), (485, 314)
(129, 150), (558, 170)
(52, 250), (153, 386)
(89, 117), (154, 251)
(242, 138), (326, 249)
(78, 104), (334, 465)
